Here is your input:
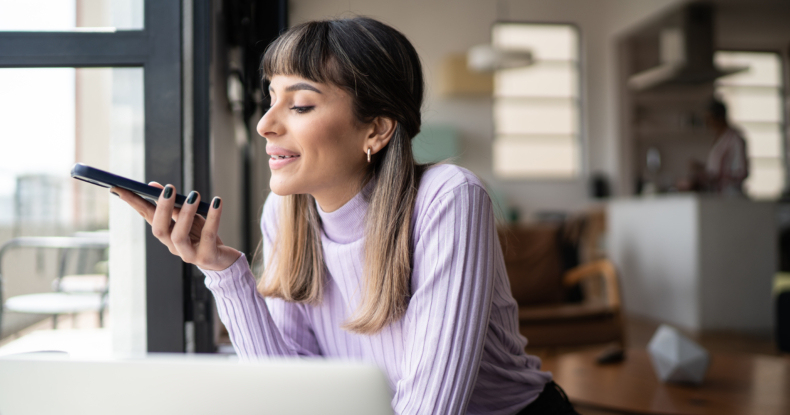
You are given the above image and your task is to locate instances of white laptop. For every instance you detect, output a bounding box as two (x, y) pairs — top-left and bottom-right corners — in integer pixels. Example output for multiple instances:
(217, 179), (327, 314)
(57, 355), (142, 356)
(0, 353), (393, 415)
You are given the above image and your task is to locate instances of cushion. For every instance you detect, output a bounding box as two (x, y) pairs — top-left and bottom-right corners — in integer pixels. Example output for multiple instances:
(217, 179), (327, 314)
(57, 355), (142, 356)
(498, 225), (565, 305)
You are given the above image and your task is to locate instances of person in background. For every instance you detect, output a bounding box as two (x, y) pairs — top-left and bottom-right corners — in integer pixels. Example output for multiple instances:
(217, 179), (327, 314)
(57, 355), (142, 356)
(703, 98), (749, 196)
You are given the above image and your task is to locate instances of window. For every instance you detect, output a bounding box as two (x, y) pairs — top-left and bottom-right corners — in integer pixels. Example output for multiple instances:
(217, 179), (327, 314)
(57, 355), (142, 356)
(0, 67), (143, 352)
(492, 23), (581, 179)
(715, 51), (785, 199)
(0, 0), (143, 31)
(0, 0), (187, 353)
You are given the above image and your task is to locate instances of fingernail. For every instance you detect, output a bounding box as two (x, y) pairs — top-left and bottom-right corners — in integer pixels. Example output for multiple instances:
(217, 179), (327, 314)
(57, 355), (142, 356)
(212, 197), (221, 209)
(110, 191), (120, 198)
(187, 191), (198, 204)
(163, 185), (173, 199)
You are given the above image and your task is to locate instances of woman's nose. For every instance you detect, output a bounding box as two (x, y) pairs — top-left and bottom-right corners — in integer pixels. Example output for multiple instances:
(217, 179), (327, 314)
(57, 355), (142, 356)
(257, 106), (280, 138)
(256, 115), (268, 138)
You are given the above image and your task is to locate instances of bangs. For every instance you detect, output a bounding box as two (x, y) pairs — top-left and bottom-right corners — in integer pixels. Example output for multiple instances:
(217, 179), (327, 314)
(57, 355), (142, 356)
(261, 22), (343, 86)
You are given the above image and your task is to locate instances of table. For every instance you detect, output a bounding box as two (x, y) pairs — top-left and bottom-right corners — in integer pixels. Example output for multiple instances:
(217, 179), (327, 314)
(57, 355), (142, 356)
(541, 348), (790, 415)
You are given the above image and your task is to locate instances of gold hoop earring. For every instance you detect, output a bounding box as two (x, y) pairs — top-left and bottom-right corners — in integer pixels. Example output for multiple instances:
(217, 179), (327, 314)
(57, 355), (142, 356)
(367, 147), (372, 163)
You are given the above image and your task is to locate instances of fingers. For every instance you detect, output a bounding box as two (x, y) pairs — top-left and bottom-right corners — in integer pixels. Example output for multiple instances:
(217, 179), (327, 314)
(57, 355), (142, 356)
(110, 186), (156, 224)
(114, 183), (225, 267)
(151, 184), (178, 253)
(148, 182), (174, 219)
(171, 190), (201, 261)
(147, 182), (186, 222)
(198, 197), (222, 260)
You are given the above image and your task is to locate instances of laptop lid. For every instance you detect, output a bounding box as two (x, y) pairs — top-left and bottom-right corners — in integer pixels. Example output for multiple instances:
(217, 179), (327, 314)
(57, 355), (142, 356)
(0, 353), (394, 415)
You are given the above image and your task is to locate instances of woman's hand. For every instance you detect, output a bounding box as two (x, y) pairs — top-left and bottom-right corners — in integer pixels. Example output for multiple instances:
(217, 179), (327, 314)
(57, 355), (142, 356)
(111, 183), (242, 271)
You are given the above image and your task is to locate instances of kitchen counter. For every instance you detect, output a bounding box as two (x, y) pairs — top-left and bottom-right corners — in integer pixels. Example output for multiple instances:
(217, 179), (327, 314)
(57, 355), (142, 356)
(607, 194), (775, 333)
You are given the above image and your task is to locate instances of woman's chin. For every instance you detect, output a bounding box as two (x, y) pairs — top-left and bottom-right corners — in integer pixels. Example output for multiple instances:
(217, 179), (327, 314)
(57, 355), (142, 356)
(268, 185), (289, 197)
(268, 177), (298, 197)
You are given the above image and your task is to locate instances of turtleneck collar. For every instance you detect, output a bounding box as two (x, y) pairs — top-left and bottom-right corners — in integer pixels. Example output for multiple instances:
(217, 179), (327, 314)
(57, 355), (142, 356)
(316, 180), (373, 244)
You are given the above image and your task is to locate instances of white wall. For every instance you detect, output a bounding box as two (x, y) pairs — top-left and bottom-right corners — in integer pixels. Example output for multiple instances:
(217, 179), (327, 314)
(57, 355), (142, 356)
(290, 0), (682, 219)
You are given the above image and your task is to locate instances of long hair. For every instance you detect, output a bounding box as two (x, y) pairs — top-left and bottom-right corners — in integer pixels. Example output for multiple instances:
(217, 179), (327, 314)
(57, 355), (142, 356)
(257, 17), (425, 334)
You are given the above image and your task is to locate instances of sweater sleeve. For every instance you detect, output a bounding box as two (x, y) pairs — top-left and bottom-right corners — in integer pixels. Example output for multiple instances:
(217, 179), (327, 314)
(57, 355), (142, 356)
(392, 183), (496, 415)
(201, 255), (321, 358)
(199, 193), (321, 359)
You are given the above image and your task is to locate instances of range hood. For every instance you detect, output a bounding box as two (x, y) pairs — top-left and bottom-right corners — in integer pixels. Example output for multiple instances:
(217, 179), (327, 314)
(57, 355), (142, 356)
(627, 3), (746, 91)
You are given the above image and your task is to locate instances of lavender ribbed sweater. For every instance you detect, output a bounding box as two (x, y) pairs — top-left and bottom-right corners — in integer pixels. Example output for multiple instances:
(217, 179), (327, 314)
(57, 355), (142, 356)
(200, 164), (552, 414)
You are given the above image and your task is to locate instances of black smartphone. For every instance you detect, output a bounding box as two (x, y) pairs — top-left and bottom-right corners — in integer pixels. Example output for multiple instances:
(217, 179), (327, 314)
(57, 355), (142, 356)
(71, 163), (211, 216)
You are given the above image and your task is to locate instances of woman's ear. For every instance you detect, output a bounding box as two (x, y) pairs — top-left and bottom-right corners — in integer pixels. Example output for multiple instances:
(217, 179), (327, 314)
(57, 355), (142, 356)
(364, 116), (397, 156)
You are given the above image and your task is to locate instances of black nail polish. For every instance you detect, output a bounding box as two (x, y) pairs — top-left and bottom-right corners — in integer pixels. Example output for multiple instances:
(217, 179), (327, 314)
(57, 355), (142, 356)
(110, 191), (120, 198)
(212, 197), (221, 209)
(187, 191), (198, 204)
(163, 186), (173, 199)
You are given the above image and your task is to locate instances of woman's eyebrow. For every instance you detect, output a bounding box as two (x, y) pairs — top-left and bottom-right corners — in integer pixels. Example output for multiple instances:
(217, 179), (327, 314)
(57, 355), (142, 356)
(284, 82), (322, 94)
(268, 82), (322, 94)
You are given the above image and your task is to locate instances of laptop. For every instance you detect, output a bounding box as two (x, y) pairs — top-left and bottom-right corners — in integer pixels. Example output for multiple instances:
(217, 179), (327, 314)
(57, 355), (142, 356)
(0, 353), (394, 415)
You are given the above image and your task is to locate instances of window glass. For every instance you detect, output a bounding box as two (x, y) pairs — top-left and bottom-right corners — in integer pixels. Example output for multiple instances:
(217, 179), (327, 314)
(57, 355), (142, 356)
(716, 87), (782, 123)
(0, 0), (143, 32)
(494, 137), (579, 178)
(747, 158), (784, 198)
(716, 52), (782, 87)
(739, 123), (782, 159)
(495, 63), (578, 98)
(0, 67), (144, 357)
(492, 23), (581, 179)
(494, 99), (578, 135)
(493, 24), (578, 61)
(715, 51), (785, 199)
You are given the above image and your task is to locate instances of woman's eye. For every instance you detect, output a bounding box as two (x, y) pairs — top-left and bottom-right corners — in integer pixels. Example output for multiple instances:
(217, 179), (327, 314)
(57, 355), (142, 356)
(290, 106), (314, 114)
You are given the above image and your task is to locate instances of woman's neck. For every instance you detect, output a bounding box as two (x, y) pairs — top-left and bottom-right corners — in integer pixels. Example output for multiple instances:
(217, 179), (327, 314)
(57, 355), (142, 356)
(312, 173), (369, 213)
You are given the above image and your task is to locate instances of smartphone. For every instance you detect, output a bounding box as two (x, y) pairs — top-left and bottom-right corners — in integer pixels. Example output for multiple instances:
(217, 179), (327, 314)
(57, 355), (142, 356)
(71, 163), (211, 216)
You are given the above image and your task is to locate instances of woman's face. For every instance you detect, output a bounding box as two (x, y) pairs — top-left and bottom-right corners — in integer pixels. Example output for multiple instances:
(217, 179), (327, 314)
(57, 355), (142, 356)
(257, 74), (371, 211)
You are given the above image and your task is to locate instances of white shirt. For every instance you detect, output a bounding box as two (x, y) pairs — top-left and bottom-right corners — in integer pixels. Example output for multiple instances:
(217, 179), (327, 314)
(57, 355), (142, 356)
(706, 127), (749, 195)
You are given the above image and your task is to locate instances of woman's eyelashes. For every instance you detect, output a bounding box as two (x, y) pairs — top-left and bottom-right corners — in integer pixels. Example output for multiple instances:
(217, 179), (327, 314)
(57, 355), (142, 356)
(290, 105), (315, 114)
(263, 100), (313, 114)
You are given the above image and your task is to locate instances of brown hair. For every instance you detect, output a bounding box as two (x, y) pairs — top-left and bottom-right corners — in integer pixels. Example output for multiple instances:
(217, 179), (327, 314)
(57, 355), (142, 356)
(258, 17), (425, 334)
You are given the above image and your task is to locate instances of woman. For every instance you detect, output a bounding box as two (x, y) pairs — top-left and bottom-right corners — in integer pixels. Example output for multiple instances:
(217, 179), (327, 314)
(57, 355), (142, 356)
(113, 17), (578, 415)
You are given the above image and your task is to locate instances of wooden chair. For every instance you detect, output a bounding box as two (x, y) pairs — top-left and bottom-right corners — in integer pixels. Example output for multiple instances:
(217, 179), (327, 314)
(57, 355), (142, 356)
(499, 217), (626, 352)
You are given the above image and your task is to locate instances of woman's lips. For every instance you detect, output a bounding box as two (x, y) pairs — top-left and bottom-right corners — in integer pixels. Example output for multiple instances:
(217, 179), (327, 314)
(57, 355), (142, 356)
(266, 144), (301, 170)
(269, 154), (300, 169)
